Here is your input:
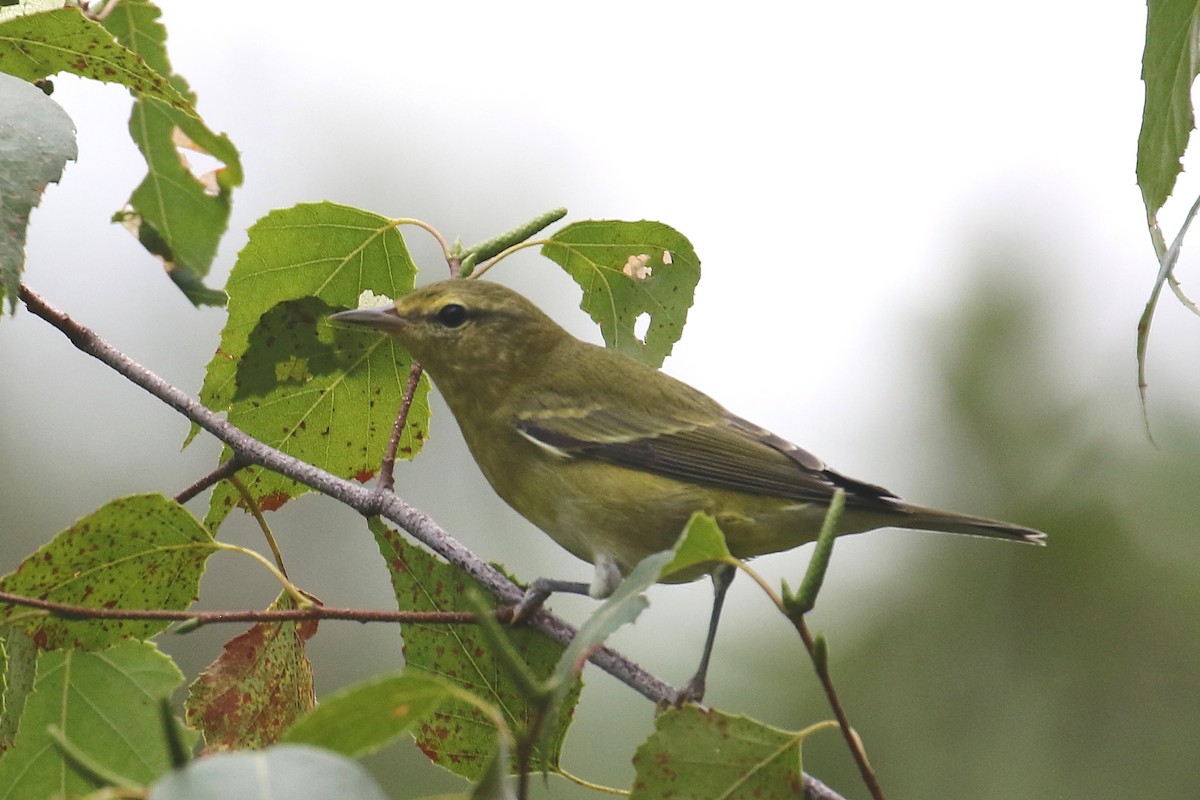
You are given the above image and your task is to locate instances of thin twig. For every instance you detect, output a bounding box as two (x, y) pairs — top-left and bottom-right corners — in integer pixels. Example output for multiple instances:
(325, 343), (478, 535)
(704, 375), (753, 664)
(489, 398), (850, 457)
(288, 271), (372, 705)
(0, 588), (476, 626)
(796, 618), (884, 800)
(379, 361), (424, 491)
(175, 456), (245, 504)
(228, 474), (290, 577)
(17, 282), (847, 800)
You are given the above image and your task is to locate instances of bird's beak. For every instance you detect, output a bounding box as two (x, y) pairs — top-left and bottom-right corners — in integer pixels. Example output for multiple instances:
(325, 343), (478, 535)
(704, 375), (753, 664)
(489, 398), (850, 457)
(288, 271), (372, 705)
(329, 305), (405, 332)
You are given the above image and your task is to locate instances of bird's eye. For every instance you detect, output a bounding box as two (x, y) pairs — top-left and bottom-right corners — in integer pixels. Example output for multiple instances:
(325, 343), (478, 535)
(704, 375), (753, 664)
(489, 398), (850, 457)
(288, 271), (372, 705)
(436, 303), (468, 328)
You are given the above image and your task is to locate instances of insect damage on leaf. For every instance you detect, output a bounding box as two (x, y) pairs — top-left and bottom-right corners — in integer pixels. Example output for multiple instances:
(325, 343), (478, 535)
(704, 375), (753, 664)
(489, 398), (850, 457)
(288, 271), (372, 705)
(355, 289), (394, 309)
(623, 254), (653, 281)
(171, 126), (228, 197)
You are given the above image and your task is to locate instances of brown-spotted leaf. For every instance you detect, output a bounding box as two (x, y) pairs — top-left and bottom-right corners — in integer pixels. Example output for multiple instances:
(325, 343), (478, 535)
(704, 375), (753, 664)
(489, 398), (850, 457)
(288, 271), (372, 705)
(370, 519), (579, 781)
(185, 591), (317, 751)
(0, 494), (217, 650)
(202, 295), (429, 530)
(0, 8), (192, 110)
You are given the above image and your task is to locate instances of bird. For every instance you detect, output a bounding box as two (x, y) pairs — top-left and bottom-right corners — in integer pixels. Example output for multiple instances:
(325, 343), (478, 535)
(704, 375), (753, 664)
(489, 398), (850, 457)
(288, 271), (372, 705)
(331, 278), (1045, 701)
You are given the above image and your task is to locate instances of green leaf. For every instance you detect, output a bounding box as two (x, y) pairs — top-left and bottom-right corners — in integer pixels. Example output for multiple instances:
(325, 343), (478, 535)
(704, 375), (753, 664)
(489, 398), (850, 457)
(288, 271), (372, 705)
(471, 734), (517, 800)
(552, 551), (668, 692)
(0, 8), (192, 111)
(0, 493), (218, 650)
(631, 706), (806, 800)
(0, 3), (68, 24)
(148, 744), (388, 800)
(0, 71), (76, 313)
(197, 203), (426, 527)
(1137, 0), (1200, 216)
(185, 591), (316, 751)
(541, 220), (700, 367)
(371, 519), (580, 780)
(0, 629), (35, 750)
(283, 671), (459, 757)
(102, 0), (242, 307)
(660, 511), (735, 584)
(0, 641), (196, 799)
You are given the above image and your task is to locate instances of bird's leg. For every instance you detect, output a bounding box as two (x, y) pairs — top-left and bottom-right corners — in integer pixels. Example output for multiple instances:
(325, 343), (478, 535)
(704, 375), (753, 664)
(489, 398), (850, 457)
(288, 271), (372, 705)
(675, 563), (737, 704)
(511, 577), (592, 623)
(510, 555), (623, 623)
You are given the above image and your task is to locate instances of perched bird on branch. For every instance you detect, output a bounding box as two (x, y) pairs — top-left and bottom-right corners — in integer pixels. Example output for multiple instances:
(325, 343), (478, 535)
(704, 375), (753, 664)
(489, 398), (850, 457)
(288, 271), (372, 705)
(332, 279), (1045, 701)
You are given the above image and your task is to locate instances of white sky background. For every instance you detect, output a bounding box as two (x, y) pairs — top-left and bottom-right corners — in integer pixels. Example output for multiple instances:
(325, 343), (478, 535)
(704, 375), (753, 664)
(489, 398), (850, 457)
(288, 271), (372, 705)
(4, 1), (1198, 776)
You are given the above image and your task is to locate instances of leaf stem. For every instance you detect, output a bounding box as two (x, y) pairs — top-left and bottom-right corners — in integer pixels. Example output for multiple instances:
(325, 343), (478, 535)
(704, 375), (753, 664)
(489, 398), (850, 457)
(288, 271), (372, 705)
(214, 541), (307, 607)
(228, 474), (289, 577)
(550, 767), (630, 796)
(392, 217), (454, 262)
(470, 238), (548, 278)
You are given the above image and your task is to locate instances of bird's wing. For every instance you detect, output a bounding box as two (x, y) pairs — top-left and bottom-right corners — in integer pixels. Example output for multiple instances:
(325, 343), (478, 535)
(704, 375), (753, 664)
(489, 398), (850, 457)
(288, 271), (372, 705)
(514, 406), (899, 506)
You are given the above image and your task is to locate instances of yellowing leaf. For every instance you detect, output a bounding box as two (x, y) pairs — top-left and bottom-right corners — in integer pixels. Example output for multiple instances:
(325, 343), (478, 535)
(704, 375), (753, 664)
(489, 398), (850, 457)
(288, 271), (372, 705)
(185, 592), (316, 751)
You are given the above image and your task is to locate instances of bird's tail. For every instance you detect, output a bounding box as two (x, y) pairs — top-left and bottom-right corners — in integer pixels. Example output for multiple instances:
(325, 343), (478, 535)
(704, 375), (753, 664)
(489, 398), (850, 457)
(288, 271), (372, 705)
(890, 503), (1046, 545)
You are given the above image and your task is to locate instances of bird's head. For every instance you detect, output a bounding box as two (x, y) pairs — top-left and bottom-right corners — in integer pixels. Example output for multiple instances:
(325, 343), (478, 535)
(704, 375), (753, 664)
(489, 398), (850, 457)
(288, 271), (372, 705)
(330, 278), (567, 394)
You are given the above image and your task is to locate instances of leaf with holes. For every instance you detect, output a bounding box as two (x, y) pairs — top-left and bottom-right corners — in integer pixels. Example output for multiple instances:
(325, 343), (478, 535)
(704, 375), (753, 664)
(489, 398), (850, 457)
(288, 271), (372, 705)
(186, 591), (316, 751)
(0, 494), (217, 651)
(371, 519), (579, 780)
(541, 220), (700, 367)
(102, 0), (243, 307)
(197, 203), (426, 528)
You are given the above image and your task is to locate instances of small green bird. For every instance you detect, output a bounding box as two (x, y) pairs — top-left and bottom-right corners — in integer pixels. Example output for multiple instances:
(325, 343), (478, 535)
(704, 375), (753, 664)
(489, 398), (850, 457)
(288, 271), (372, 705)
(332, 279), (1045, 700)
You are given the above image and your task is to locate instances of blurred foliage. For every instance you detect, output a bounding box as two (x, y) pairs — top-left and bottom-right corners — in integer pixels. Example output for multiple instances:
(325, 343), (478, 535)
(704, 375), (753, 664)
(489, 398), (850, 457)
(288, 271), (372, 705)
(769, 263), (1200, 797)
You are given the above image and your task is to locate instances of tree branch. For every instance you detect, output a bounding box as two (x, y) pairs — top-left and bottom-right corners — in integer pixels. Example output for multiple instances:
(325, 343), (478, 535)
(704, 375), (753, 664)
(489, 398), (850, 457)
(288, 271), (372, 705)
(16, 283), (846, 800)
(17, 281), (676, 696)
(0, 589), (477, 626)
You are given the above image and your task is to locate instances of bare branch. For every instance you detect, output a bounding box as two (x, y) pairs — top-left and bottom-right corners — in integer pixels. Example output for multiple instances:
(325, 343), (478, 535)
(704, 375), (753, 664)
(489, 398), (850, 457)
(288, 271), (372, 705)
(175, 456), (246, 504)
(0, 589), (476, 626)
